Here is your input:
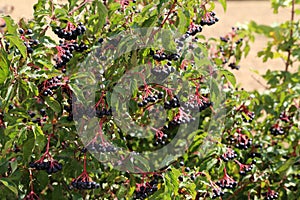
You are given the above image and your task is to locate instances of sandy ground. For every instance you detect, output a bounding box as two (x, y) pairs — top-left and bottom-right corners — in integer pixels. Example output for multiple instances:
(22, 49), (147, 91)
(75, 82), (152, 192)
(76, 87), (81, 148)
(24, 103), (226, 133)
(0, 0), (298, 91)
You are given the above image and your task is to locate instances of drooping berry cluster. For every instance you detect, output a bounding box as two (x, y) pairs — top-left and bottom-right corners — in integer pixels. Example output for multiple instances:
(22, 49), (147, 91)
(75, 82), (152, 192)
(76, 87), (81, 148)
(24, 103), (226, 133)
(200, 11), (219, 26)
(279, 112), (291, 122)
(151, 50), (180, 62)
(270, 124), (284, 136)
(29, 134), (63, 174)
(28, 108), (47, 126)
(186, 22), (202, 36)
(211, 186), (224, 199)
(221, 148), (237, 162)
(227, 129), (252, 149)
(84, 142), (117, 153)
(137, 92), (164, 107)
(95, 107), (112, 118)
(215, 168), (238, 189)
(70, 177), (100, 190)
(19, 28), (39, 54)
(133, 175), (164, 200)
(237, 104), (255, 123)
(151, 64), (175, 81)
(54, 41), (88, 71)
(29, 159), (62, 174)
(182, 94), (213, 113)
(169, 109), (195, 126)
(249, 152), (262, 159)
(153, 128), (168, 146)
(235, 159), (253, 175)
(39, 75), (65, 96)
(263, 189), (279, 200)
(209, 27), (245, 70)
(54, 22), (86, 40)
(164, 96), (180, 109)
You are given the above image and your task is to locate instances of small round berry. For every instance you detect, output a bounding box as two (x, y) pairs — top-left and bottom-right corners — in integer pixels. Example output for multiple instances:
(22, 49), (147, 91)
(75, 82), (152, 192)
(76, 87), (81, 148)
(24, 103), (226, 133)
(178, 176), (183, 182)
(18, 28), (24, 34)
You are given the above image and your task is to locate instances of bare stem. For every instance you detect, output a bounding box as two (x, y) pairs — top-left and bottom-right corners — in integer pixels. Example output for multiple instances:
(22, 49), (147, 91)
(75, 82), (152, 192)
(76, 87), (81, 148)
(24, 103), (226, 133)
(285, 0), (295, 72)
(68, 0), (93, 15)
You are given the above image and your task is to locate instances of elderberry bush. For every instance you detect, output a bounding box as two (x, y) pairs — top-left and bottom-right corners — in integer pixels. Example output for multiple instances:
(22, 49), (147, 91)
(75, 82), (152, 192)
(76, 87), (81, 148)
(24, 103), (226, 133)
(0, 0), (299, 199)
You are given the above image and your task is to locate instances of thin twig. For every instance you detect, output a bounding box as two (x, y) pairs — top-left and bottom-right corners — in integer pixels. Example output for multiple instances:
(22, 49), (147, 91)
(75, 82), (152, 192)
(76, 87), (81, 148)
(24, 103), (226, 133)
(68, 0), (93, 15)
(285, 0), (295, 72)
(251, 75), (268, 89)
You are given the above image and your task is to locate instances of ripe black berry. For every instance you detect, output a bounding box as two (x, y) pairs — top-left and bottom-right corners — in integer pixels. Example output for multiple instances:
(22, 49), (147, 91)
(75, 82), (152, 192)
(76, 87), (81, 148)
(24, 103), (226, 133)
(19, 28), (24, 34)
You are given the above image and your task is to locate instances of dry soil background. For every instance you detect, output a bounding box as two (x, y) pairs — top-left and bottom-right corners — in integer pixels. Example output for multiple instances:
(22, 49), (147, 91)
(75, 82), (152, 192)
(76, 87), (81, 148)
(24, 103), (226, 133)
(0, 0), (298, 91)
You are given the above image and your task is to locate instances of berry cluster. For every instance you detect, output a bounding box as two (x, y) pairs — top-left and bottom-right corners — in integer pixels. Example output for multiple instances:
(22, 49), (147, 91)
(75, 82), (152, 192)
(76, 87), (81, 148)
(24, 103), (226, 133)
(54, 41), (88, 71)
(186, 22), (202, 36)
(228, 62), (240, 70)
(220, 148), (237, 162)
(263, 189), (279, 200)
(235, 160), (253, 175)
(28, 108), (47, 126)
(249, 152), (262, 159)
(151, 50), (180, 62)
(84, 142), (117, 153)
(133, 175), (163, 200)
(279, 112), (291, 122)
(54, 22), (86, 40)
(70, 178), (100, 190)
(237, 104), (255, 122)
(95, 107), (112, 118)
(215, 169), (237, 189)
(29, 159), (62, 174)
(169, 110), (195, 126)
(279, 112), (292, 123)
(19, 28), (39, 54)
(182, 94), (212, 113)
(137, 92), (164, 107)
(227, 129), (252, 150)
(164, 96), (180, 109)
(211, 187), (224, 199)
(209, 27), (245, 70)
(153, 128), (168, 146)
(39, 75), (65, 96)
(200, 11), (219, 26)
(270, 124), (284, 136)
(151, 64), (175, 81)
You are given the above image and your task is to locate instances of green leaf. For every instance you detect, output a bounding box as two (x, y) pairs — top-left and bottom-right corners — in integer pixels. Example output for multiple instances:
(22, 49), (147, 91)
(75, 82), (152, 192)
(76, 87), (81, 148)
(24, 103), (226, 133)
(177, 9), (189, 34)
(28, 82), (39, 96)
(6, 35), (27, 59)
(96, 1), (108, 32)
(276, 157), (296, 176)
(0, 179), (18, 196)
(32, 125), (46, 153)
(0, 49), (9, 84)
(218, 0), (227, 12)
(54, 8), (68, 18)
(69, 83), (86, 104)
(45, 96), (62, 113)
(220, 69), (236, 86)
(2, 16), (18, 35)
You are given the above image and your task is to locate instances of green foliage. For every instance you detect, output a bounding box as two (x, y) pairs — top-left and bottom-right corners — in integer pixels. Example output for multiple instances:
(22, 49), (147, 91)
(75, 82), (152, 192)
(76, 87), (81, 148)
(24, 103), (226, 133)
(0, 0), (299, 199)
